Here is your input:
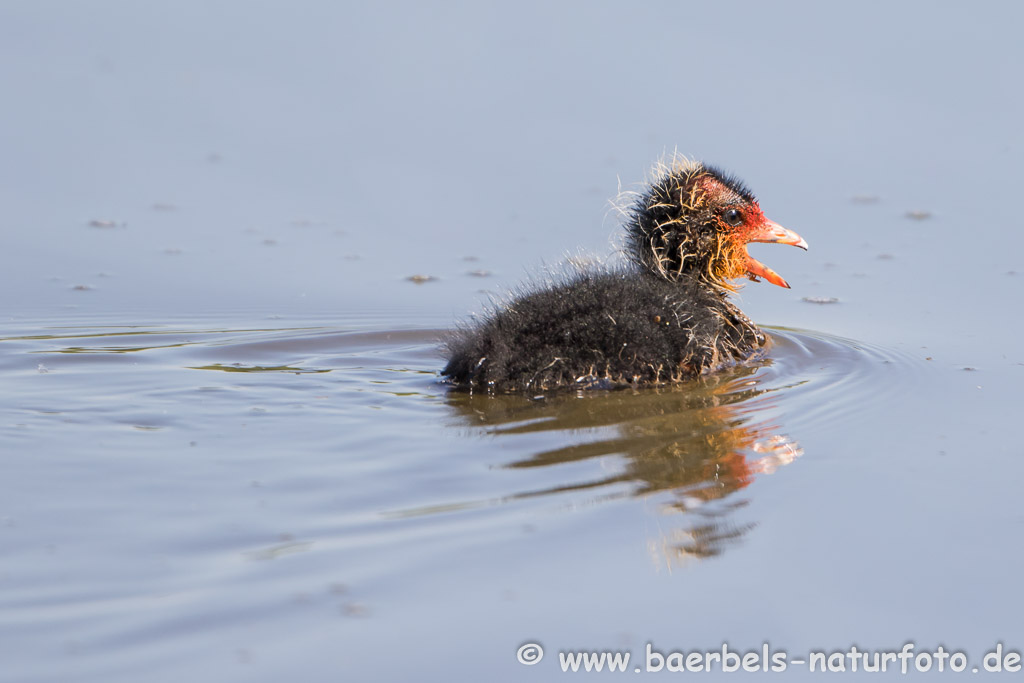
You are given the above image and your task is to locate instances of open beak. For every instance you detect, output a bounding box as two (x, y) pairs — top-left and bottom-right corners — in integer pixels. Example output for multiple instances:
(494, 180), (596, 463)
(743, 219), (808, 289)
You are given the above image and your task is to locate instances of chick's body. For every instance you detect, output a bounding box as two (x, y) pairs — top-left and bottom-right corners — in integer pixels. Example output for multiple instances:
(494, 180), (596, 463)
(443, 159), (807, 392)
(443, 269), (763, 391)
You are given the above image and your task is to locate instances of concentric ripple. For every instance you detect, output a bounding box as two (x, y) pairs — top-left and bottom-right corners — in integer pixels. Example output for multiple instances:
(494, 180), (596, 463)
(757, 327), (925, 429)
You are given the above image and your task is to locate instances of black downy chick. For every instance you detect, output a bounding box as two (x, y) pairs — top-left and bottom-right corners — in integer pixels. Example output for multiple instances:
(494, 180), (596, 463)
(443, 159), (807, 392)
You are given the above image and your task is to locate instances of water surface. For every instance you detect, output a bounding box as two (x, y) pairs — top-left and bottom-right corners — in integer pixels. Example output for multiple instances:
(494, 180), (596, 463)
(2, 1), (1024, 681)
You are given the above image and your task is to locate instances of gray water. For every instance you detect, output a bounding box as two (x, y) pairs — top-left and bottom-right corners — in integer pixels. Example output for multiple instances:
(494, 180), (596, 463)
(2, 2), (1023, 681)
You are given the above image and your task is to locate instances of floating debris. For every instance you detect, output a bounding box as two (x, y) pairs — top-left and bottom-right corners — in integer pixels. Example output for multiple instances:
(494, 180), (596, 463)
(802, 296), (840, 304)
(406, 274), (438, 284)
(463, 255), (480, 262)
(341, 602), (371, 618)
(962, 367), (978, 372)
(905, 210), (932, 220)
(88, 219), (123, 228)
(71, 284), (93, 291)
(163, 247), (183, 255)
(151, 203), (177, 212)
(877, 253), (895, 260)
(851, 195), (881, 204)
(466, 269), (491, 277)
(290, 218), (328, 227)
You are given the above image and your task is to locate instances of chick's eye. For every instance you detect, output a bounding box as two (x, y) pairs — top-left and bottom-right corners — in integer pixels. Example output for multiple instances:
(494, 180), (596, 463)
(723, 209), (743, 227)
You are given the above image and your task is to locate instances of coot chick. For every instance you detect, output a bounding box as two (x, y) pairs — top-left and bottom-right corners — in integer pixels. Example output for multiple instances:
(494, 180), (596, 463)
(443, 158), (807, 391)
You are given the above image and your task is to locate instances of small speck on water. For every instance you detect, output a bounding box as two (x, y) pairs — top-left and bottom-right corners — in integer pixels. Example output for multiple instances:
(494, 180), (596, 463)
(962, 367), (978, 372)
(406, 274), (437, 284)
(341, 602), (370, 618)
(905, 210), (932, 220)
(37, 364), (49, 374)
(151, 203), (177, 212)
(877, 253), (895, 260)
(851, 194), (880, 204)
(262, 239), (277, 246)
(802, 296), (839, 304)
(463, 255), (480, 262)
(466, 269), (491, 277)
(71, 284), (93, 291)
(88, 219), (122, 228)
(163, 248), (183, 255)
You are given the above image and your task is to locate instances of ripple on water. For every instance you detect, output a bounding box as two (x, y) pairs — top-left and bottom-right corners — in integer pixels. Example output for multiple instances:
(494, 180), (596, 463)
(760, 327), (924, 428)
(1, 320), (925, 567)
(0, 318), (932, 681)
(404, 325), (923, 560)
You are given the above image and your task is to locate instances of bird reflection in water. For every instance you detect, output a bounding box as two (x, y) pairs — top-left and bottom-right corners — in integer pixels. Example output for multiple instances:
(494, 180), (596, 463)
(445, 361), (801, 565)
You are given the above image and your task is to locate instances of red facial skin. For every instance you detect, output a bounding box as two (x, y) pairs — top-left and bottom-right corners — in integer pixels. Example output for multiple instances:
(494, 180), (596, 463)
(694, 175), (807, 288)
(732, 204), (808, 289)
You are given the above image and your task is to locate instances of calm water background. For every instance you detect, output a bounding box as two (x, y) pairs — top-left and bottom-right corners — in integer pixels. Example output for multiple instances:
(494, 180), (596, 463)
(2, 1), (1023, 681)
